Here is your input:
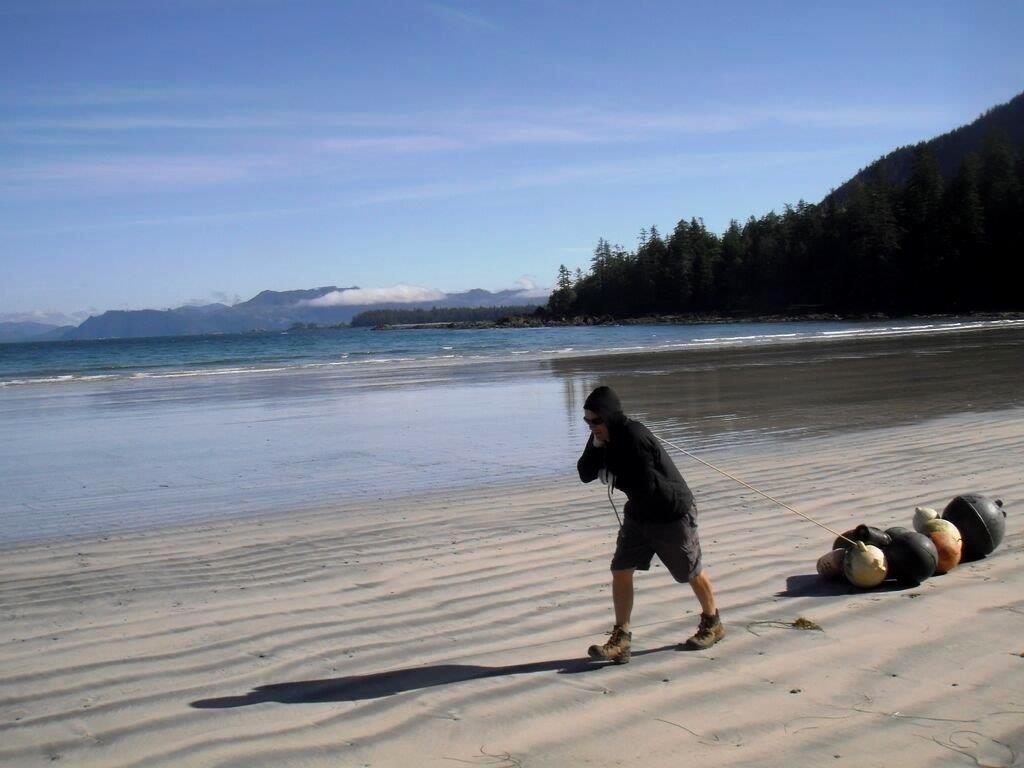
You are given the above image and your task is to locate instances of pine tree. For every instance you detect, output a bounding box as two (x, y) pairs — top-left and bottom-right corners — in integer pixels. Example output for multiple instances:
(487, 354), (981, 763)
(978, 134), (1022, 308)
(714, 220), (745, 310)
(687, 218), (720, 310)
(942, 155), (985, 307)
(666, 219), (694, 311)
(899, 147), (944, 307)
(547, 264), (577, 317)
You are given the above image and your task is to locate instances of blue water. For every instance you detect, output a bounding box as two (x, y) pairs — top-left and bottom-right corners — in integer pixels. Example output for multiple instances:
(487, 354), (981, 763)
(3, 318), (1023, 544)
(3, 317), (1021, 387)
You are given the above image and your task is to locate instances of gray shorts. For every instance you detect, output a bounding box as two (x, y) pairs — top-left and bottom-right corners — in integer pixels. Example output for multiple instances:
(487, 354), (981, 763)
(610, 513), (703, 583)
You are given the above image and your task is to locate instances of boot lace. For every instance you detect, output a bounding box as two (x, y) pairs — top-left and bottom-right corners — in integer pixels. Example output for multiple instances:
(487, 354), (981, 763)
(609, 625), (628, 645)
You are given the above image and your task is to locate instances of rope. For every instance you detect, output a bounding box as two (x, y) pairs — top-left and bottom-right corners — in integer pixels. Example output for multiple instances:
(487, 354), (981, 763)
(606, 476), (622, 528)
(652, 432), (856, 547)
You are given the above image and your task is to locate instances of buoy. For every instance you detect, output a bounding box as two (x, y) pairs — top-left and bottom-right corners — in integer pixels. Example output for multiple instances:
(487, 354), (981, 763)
(833, 525), (891, 551)
(921, 518), (960, 539)
(913, 506), (939, 533)
(816, 549), (846, 580)
(844, 543), (887, 588)
(922, 519), (962, 574)
(884, 532), (938, 585)
(855, 524), (891, 549)
(885, 526), (911, 540)
(942, 494), (1007, 561)
(832, 529), (858, 550)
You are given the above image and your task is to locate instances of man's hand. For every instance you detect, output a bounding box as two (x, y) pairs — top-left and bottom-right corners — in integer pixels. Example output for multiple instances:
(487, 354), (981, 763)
(598, 468), (615, 486)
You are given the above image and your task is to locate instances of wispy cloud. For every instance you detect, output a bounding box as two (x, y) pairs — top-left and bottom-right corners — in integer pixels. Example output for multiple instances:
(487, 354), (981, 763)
(0, 145), (870, 233)
(6, 115), (294, 132)
(317, 135), (464, 153)
(12, 84), (252, 107)
(303, 285), (447, 306)
(3, 154), (275, 187)
(765, 106), (945, 128)
(0, 201), (339, 235)
(511, 276), (551, 299)
(351, 146), (868, 205)
(184, 291), (242, 307)
(3, 110), (404, 133)
(426, 4), (499, 31)
(1, 101), (939, 200)
(5, 104), (946, 139)
(0, 309), (93, 325)
(3, 135), (121, 147)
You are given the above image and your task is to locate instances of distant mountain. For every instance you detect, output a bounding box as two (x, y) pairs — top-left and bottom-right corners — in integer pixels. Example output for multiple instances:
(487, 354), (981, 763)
(236, 287), (342, 308)
(0, 322), (75, 343)
(829, 91), (1024, 205)
(71, 308), (256, 339)
(59, 286), (546, 340)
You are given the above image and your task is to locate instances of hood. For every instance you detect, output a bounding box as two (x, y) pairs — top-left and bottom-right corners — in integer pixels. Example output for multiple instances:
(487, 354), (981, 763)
(584, 385), (627, 429)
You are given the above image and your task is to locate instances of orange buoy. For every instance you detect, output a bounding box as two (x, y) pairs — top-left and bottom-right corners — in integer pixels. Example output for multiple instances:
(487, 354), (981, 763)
(923, 519), (962, 574)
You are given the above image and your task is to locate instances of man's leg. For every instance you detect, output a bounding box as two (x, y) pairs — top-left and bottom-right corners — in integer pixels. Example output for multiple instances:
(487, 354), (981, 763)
(589, 568), (635, 662)
(688, 569), (716, 616)
(612, 568), (635, 630)
(686, 569), (724, 649)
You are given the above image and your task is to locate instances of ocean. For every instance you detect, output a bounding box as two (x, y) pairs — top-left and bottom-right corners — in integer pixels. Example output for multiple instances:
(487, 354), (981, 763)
(2, 317), (1022, 387)
(2, 318), (1023, 545)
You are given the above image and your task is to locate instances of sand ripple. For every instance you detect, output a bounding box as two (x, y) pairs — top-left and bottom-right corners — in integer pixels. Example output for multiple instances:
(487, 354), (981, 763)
(1, 409), (1022, 766)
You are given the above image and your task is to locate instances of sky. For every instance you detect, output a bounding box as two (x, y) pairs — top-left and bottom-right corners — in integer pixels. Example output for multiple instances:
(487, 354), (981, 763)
(2, 0), (1023, 324)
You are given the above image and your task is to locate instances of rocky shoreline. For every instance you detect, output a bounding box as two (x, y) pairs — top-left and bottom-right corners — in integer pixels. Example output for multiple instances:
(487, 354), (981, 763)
(371, 310), (1024, 331)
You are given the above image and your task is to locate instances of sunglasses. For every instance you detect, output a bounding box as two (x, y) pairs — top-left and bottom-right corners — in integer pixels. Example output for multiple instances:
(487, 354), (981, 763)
(584, 415), (604, 426)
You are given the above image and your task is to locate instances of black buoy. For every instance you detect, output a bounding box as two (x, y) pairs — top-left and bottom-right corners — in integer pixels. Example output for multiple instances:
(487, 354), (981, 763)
(942, 494), (1007, 561)
(885, 526), (911, 540)
(884, 532), (938, 585)
(834, 525), (891, 552)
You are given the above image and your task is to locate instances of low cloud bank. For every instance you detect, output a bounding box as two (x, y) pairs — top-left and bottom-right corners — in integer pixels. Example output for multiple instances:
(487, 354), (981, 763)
(304, 285), (447, 307)
(512, 276), (551, 299)
(0, 309), (93, 326)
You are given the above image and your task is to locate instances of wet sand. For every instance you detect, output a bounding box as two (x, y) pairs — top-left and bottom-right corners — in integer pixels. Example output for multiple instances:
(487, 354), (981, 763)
(548, 324), (1024, 442)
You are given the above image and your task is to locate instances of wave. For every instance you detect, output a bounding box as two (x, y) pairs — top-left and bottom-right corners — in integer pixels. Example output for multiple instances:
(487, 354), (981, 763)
(2, 318), (1022, 388)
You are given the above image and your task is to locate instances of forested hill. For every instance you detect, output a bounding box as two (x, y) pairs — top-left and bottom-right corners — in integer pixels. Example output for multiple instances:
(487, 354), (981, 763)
(547, 92), (1024, 319)
(829, 91), (1024, 205)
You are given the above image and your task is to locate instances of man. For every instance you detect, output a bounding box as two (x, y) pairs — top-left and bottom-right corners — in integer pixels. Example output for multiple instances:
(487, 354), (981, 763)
(578, 385), (723, 663)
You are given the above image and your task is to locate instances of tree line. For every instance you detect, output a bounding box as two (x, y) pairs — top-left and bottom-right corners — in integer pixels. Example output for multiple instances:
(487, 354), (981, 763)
(547, 134), (1024, 318)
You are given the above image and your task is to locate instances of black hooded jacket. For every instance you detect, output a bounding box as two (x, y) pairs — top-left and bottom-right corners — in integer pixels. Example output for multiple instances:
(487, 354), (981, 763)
(577, 387), (696, 524)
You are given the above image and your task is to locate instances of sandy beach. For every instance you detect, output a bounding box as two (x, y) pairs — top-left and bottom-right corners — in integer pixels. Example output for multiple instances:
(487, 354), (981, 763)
(2, 332), (1023, 767)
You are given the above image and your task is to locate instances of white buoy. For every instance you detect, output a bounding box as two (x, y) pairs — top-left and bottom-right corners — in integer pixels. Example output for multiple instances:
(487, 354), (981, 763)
(843, 543), (887, 588)
(816, 549), (846, 580)
(913, 506), (939, 533)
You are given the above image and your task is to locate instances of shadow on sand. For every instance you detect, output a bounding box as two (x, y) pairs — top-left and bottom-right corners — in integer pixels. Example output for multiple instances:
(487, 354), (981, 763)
(191, 645), (681, 708)
(777, 573), (917, 598)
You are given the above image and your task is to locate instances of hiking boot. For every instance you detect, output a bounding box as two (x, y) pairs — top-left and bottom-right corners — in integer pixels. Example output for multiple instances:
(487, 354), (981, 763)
(588, 624), (631, 663)
(685, 611), (725, 650)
